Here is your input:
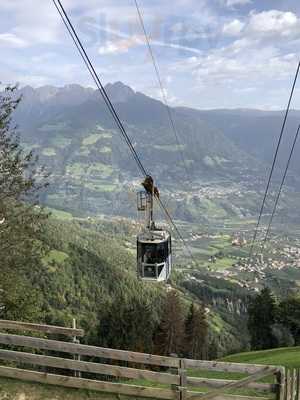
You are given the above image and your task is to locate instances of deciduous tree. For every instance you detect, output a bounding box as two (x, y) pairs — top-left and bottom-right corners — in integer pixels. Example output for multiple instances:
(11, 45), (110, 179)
(0, 85), (48, 320)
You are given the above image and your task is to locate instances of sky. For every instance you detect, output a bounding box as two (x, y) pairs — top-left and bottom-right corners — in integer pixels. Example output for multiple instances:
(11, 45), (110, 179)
(1, 0), (300, 110)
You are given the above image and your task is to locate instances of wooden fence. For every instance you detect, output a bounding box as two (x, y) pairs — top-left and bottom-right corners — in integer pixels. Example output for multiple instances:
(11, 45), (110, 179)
(0, 319), (287, 400)
(284, 369), (300, 400)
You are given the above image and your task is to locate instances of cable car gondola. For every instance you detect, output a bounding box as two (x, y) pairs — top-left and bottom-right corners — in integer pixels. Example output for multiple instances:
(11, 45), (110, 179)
(136, 176), (172, 282)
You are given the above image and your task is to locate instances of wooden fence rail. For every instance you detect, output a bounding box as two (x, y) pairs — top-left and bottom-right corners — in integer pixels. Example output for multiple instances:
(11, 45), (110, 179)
(0, 319), (287, 400)
(186, 376), (275, 391)
(0, 333), (179, 368)
(0, 349), (179, 385)
(0, 320), (84, 337)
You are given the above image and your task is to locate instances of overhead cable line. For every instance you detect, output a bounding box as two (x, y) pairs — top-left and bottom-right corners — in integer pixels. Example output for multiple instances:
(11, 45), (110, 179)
(52, 0), (147, 178)
(248, 61), (300, 261)
(134, 0), (190, 179)
(52, 0), (196, 264)
(261, 123), (300, 246)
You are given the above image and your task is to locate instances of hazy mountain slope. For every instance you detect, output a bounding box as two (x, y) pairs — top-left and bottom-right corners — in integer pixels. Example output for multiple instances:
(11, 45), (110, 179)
(9, 82), (300, 220)
(13, 82), (256, 180)
(178, 108), (300, 182)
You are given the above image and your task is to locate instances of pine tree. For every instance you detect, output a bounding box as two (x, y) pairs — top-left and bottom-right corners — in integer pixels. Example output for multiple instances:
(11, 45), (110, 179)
(184, 303), (208, 359)
(247, 287), (278, 350)
(278, 296), (300, 345)
(155, 290), (185, 356)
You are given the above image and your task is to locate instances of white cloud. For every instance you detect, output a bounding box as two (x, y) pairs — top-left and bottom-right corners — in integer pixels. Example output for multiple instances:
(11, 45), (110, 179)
(0, 1), (63, 47)
(223, 0), (252, 8)
(1, 1), (300, 109)
(223, 19), (245, 36)
(247, 10), (300, 37)
(0, 33), (28, 48)
(98, 40), (129, 55)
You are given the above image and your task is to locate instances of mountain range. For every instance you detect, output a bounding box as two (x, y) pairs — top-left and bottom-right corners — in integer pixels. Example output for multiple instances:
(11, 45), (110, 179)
(11, 82), (300, 219)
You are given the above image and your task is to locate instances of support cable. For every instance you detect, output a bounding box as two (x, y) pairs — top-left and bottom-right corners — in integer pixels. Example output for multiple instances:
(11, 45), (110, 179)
(261, 123), (300, 246)
(248, 61), (300, 261)
(134, 0), (190, 179)
(52, 0), (196, 264)
(53, 0), (147, 178)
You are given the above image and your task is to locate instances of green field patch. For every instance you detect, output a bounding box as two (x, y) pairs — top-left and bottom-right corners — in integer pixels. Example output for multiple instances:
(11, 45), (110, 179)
(66, 162), (87, 175)
(197, 249), (218, 258)
(99, 146), (112, 153)
(153, 144), (186, 152)
(83, 132), (112, 146)
(82, 133), (103, 146)
(88, 163), (113, 177)
(43, 250), (69, 270)
(42, 147), (56, 156)
(200, 199), (227, 219)
(99, 132), (113, 138)
(85, 182), (117, 192)
(47, 208), (73, 220)
(210, 241), (231, 250)
(209, 257), (234, 270)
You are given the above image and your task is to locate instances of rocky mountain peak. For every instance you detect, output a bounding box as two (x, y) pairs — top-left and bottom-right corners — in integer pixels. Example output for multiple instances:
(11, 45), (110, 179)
(104, 81), (135, 103)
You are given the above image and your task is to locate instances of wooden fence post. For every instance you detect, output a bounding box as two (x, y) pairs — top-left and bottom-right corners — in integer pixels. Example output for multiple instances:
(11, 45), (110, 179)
(291, 369), (294, 400)
(286, 369), (292, 400)
(72, 318), (81, 378)
(296, 369), (300, 400)
(292, 369), (297, 400)
(178, 359), (187, 400)
(276, 367), (286, 400)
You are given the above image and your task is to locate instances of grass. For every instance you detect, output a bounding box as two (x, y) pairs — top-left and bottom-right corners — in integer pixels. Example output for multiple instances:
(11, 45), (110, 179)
(222, 346), (300, 369)
(0, 376), (119, 400)
(183, 347), (300, 398)
(125, 347), (300, 399)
